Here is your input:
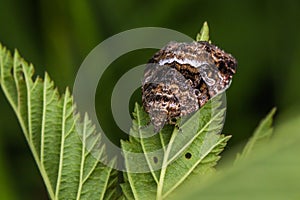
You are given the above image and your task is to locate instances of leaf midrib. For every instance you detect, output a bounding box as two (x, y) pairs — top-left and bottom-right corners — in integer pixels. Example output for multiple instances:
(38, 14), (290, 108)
(76, 113), (87, 200)
(156, 127), (179, 200)
(55, 90), (67, 199)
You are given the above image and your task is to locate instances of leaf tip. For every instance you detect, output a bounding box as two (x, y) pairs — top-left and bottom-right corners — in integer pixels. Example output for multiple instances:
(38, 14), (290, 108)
(65, 86), (71, 96)
(269, 107), (277, 116)
(196, 21), (210, 42)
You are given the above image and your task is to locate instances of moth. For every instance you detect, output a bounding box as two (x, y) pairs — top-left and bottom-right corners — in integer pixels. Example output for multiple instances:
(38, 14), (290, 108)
(142, 41), (237, 132)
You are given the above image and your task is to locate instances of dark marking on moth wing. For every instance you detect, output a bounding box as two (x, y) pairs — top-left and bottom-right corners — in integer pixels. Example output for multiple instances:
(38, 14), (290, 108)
(142, 41), (237, 132)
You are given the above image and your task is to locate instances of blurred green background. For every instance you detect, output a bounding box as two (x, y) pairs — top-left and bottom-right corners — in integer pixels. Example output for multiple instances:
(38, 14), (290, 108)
(0, 0), (299, 199)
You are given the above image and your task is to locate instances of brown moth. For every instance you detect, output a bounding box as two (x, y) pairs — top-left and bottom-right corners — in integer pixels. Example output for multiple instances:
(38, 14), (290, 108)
(142, 41), (237, 132)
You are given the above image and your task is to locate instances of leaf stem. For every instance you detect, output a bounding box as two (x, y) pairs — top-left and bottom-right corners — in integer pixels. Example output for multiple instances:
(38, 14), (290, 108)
(156, 127), (179, 200)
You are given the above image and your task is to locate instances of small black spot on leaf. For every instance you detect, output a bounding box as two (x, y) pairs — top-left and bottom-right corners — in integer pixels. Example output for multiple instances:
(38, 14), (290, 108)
(185, 152), (192, 159)
(153, 156), (158, 164)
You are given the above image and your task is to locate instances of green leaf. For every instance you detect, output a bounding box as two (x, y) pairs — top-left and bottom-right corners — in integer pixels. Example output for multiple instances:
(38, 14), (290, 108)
(170, 112), (300, 200)
(196, 21), (209, 42)
(235, 108), (276, 162)
(121, 95), (231, 200)
(0, 43), (117, 200)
